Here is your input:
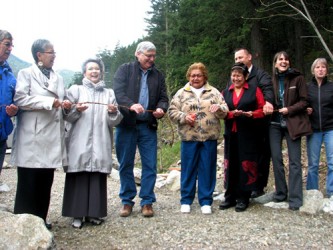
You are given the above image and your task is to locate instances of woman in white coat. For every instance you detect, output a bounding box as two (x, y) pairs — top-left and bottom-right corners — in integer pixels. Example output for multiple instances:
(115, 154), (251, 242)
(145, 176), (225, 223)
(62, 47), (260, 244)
(12, 39), (71, 229)
(62, 58), (122, 229)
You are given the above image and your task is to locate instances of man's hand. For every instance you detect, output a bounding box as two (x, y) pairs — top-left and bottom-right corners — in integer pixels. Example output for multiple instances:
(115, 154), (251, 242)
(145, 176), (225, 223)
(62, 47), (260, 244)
(6, 104), (18, 117)
(263, 101), (273, 115)
(130, 103), (145, 114)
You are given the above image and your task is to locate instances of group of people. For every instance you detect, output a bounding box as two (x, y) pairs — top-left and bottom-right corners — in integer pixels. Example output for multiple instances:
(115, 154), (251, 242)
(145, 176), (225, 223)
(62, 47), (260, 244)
(0, 29), (332, 230)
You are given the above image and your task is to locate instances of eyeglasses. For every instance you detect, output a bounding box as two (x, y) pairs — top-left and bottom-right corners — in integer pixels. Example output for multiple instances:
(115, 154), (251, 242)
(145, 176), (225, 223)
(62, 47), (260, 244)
(1, 42), (14, 48)
(190, 74), (203, 78)
(42, 51), (56, 55)
(143, 53), (156, 59)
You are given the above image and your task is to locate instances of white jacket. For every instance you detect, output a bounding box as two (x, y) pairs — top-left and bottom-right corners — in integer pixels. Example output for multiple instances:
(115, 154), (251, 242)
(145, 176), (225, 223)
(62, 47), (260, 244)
(64, 79), (122, 173)
(11, 64), (68, 168)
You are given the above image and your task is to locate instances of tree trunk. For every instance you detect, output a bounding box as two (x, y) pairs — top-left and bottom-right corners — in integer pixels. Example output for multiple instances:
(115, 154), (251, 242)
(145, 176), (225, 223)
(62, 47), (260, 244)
(251, 21), (265, 69)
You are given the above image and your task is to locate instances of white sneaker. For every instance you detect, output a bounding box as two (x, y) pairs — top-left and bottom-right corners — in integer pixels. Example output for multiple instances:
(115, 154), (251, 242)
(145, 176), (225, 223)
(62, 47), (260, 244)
(180, 204), (191, 213)
(72, 218), (83, 229)
(201, 205), (212, 214)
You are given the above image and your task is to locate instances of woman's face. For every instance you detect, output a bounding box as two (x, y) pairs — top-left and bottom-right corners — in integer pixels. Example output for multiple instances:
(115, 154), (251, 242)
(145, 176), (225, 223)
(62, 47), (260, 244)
(37, 44), (56, 69)
(189, 69), (205, 89)
(231, 69), (245, 88)
(84, 62), (101, 83)
(275, 54), (290, 73)
(313, 62), (327, 80)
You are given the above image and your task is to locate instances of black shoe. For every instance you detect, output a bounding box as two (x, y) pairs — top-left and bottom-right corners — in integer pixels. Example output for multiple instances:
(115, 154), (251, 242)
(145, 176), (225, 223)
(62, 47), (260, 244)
(273, 197), (287, 203)
(289, 206), (300, 211)
(235, 202), (248, 212)
(219, 200), (236, 210)
(251, 190), (265, 199)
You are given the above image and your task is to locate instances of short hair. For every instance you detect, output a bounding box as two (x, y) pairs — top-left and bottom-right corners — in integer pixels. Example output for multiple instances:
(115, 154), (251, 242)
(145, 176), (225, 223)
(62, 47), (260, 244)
(311, 58), (328, 75)
(135, 41), (156, 55)
(234, 47), (251, 55)
(186, 62), (208, 82)
(31, 39), (52, 63)
(0, 30), (13, 42)
(82, 58), (105, 80)
(231, 62), (248, 77)
(272, 51), (290, 75)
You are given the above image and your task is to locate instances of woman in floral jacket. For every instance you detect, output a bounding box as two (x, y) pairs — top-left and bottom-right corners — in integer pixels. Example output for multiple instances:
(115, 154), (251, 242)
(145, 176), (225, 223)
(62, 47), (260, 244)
(168, 62), (228, 215)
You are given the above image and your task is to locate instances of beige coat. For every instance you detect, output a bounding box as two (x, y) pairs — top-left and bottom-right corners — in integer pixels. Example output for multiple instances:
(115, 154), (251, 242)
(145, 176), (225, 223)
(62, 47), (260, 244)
(11, 64), (68, 168)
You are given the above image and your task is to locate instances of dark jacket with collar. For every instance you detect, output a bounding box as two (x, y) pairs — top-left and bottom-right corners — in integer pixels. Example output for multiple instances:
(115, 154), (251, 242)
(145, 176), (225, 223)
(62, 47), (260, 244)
(0, 61), (16, 141)
(307, 76), (333, 132)
(271, 68), (312, 140)
(113, 60), (169, 129)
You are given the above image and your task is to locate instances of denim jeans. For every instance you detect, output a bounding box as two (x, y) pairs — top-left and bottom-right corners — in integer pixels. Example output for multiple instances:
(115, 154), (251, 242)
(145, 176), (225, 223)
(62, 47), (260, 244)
(269, 124), (303, 207)
(115, 124), (157, 206)
(180, 140), (217, 206)
(306, 130), (333, 196)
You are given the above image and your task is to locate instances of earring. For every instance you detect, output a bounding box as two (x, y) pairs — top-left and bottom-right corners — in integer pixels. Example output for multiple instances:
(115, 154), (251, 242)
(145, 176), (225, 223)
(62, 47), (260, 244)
(38, 61), (43, 67)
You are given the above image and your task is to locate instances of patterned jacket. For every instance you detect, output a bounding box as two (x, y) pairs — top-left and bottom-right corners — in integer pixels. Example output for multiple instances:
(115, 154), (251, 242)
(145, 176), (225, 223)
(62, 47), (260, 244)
(168, 82), (228, 141)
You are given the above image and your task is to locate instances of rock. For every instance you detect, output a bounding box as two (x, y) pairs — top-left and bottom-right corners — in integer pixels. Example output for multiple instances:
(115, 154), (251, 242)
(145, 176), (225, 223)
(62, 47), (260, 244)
(133, 168), (142, 185)
(264, 201), (289, 209)
(300, 189), (324, 214)
(252, 191), (274, 204)
(0, 183), (10, 192)
(0, 211), (54, 250)
(321, 197), (333, 214)
(109, 168), (120, 180)
(165, 170), (181, 191)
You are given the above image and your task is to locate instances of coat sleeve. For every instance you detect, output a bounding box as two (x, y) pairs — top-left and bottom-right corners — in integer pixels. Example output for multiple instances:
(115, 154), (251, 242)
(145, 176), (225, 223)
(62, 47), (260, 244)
(155, 73), (169, 113)
(113, 63), (135, 108)
(255, 68), (274, 104)
(107, 89), (123, 127)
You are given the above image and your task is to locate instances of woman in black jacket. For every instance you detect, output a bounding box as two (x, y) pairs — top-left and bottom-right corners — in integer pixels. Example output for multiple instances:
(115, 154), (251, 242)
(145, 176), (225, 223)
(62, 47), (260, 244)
(306, 58), (333, 198)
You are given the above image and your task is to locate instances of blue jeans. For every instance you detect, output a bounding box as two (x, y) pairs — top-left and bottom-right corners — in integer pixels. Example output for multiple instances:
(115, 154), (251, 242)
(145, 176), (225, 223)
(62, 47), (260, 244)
(269, 124), (303, 208)
(306, 130), (333, 196)
(0, 140), (7, 174)
(180, 140), (217, 206)
(115, 124), (157, 207)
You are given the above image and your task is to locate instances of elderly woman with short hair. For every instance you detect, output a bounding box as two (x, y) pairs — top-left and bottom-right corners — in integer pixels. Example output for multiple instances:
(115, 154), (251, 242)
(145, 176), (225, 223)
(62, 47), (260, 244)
(62, 58), (122, 229)
(12, 39), (70, 229)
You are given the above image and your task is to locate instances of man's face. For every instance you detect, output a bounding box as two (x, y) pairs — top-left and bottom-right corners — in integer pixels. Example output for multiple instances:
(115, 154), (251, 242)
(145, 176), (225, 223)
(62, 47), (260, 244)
(234, 49), (252, 67)
(0, 39), (13, 63)
(136, 50), (156, 70)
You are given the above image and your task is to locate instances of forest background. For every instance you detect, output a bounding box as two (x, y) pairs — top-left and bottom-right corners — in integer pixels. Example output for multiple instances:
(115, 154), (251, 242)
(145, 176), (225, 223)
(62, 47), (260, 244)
(72, 0), (333, 94)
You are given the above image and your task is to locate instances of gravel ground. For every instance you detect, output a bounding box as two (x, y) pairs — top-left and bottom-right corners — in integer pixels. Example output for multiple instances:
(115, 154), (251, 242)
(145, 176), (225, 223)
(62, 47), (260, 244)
(1, 154), (333, 250)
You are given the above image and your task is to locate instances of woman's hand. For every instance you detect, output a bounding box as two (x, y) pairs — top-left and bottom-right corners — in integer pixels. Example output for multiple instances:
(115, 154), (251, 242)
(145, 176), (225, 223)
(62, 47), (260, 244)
(307, 107), (313, 115)
(53, 99), (62, 109)
(279, 107), (288, 115)
(62, 100), (72, 110)
(107, 104), (118, 113)
(76, 103), (88, 112)
(185, 113), (196, 126)
(242, 111), (253, 117)
(209, 104), (220, 113)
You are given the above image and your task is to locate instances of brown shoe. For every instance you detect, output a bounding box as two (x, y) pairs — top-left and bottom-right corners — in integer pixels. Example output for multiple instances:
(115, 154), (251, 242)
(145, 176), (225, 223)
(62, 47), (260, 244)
(141, 204), (154, 217)
(119, 204), (133, 217)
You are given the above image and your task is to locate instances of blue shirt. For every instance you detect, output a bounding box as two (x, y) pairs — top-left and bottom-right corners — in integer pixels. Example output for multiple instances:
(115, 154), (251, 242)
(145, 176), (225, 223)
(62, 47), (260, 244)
(137, 69), (150, 121)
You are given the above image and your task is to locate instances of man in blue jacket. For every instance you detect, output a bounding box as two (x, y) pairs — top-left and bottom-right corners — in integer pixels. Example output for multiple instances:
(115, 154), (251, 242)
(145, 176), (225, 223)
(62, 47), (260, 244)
(0, 30), (18, 186)
(113, 41), (169, 217)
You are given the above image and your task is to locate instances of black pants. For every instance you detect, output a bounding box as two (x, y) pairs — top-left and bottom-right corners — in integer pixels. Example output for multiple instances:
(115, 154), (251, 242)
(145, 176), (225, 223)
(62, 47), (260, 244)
(14, 167), (54, 221)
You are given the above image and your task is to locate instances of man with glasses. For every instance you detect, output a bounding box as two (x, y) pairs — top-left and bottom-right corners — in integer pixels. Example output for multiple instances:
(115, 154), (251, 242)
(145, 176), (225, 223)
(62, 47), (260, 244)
(113, 41), (169, 218)
(0, 30), (18, 189)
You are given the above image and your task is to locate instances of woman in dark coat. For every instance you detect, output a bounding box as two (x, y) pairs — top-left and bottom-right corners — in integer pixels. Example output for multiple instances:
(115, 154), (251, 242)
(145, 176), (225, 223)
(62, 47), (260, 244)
(220, 63), (265, 212)
(269, 51), (312, 210)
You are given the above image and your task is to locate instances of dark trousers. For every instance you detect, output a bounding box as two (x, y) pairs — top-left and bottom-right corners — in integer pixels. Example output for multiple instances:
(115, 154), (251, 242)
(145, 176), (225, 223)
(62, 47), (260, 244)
(269, 124), (303, 207)
(14, 167), (54, 221)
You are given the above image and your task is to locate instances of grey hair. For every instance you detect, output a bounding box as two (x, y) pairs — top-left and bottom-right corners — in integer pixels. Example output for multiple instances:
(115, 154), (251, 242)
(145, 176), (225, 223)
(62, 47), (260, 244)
(31, 39), (52, 63)
(135, 41), (156, 56)
(82, 58), (105, 80)
(0, 30), (13, 42)
(311, 58), (328, 75)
